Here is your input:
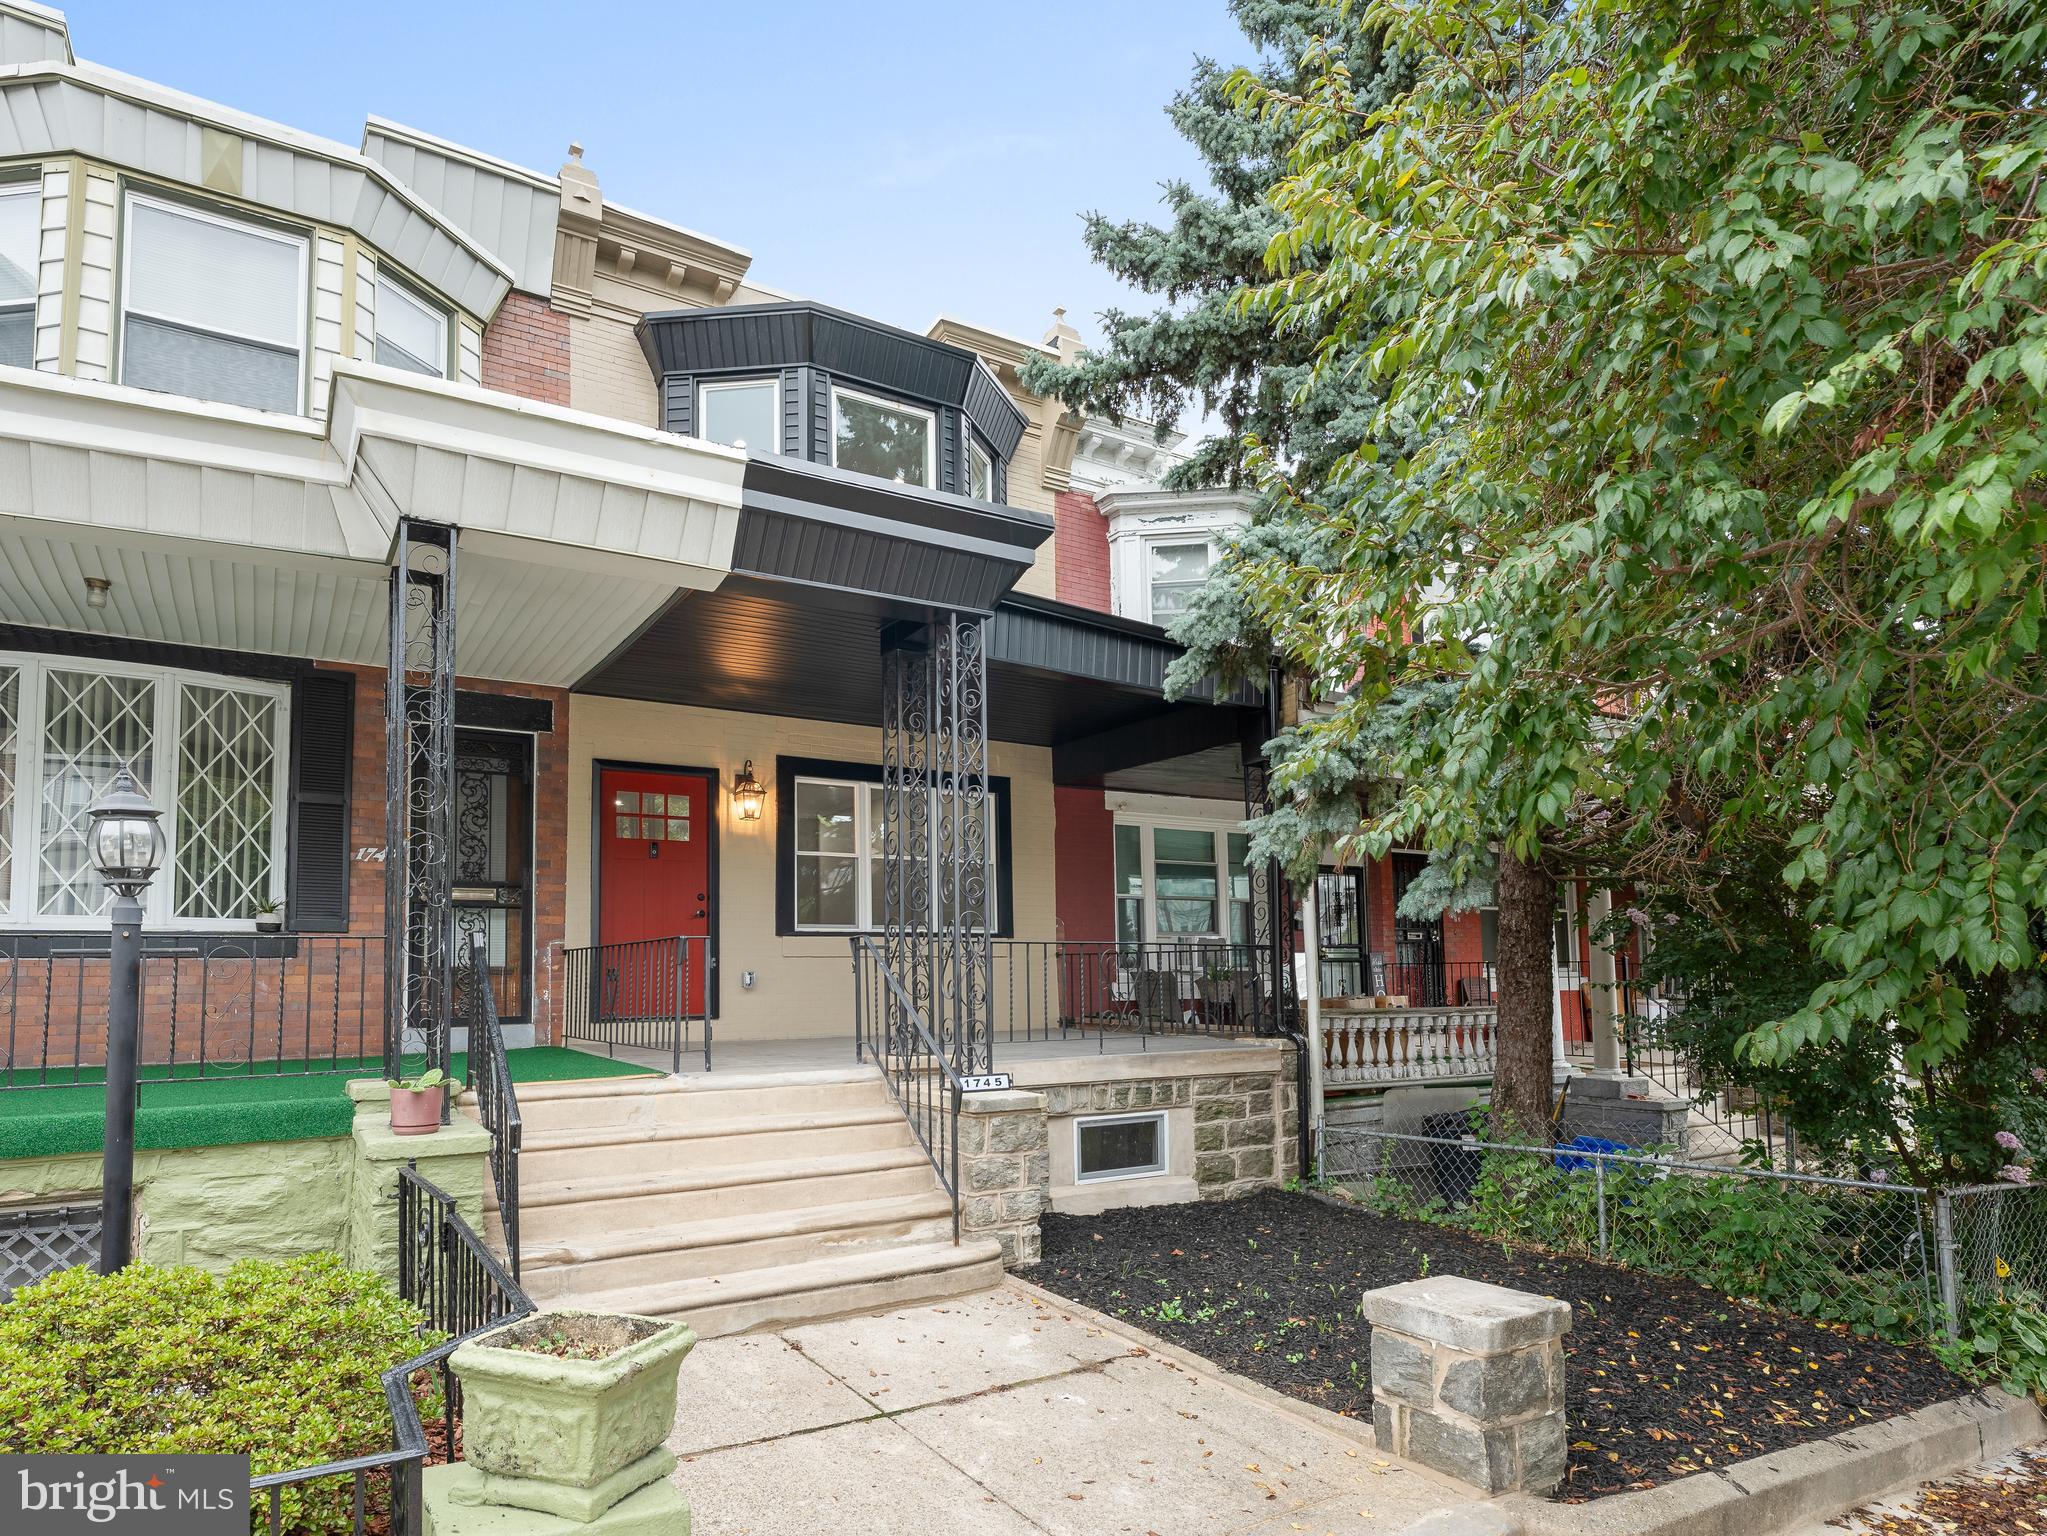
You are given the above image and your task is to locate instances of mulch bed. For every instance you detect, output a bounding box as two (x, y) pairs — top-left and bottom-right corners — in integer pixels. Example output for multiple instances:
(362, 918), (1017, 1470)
(1036, 1190), (1970, 1502)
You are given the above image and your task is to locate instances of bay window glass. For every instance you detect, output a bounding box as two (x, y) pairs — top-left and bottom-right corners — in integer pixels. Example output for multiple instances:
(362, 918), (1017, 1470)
(831, 387), (934, 487)
(700, 379), (780, 453)
(3, 655), (287, 925)
(374, 271), (448, 377)
(1227, 833), (1252, 944)
(1147, 541), (1214, 621)
(968, 440), (994, 500)
(122, 194), (305, 413)
(1153, 827), (1220, 935)
(0, 182), (36, 369)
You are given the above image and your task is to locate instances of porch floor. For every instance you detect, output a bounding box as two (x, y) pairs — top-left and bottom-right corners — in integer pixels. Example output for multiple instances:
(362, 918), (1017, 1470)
(566, 1030), (1266, 1078)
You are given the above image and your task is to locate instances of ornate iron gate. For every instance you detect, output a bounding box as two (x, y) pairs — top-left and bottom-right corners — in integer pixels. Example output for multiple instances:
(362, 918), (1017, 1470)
(879, 612), (994, 1076)
(385, 520), (458, 1088)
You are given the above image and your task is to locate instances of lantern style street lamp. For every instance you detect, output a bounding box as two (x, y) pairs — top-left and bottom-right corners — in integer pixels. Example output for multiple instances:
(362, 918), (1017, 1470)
(87, 765), (165, 1273)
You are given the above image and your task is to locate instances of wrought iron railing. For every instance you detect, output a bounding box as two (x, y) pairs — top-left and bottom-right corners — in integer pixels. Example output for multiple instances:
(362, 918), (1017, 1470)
(851, 937), (963, 1240)
(462, 935), (522, 1280)
(0, 933), (387, 1090)
(989, 938), (1287, 1052)
(560, 935), (711, 1073)
(249, 1164), (533, 1536)
(1318, 955), (1498, 1009)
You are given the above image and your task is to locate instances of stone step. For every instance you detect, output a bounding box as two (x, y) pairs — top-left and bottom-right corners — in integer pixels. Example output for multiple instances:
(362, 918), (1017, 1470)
(518, 1190), (957, 1299)
(515, 1146), (939, 1240)
(517, 1106), (913, 1180)
(558, 1237), (1006, 1338)
(514, 1067), (887, 1134)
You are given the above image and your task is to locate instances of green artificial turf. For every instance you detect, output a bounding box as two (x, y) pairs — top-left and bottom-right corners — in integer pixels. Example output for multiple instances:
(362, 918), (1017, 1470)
(0, 1046), (657, 1160)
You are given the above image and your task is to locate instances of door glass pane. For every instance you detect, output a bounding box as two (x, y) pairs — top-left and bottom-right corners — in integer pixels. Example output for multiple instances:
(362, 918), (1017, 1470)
(1148, 542), (1213, 619)
(38, 671), (156, 918)
(700, 380), (779, 453)
(832, 390), (931, 486)
(457, 736), (532, 1020)
(174, 684), (279, 920)
(0, 666), (15, 914)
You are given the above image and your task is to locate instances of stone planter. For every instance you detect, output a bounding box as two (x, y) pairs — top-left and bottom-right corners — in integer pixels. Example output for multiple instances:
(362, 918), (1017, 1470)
(450, 1310), (696, 1522)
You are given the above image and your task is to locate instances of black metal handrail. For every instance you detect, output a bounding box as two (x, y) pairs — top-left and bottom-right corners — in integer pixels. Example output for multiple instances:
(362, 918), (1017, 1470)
(0, 932), (387, 1090)
(464, 935), (523, 1281)
(561, 935), (712, 1073)
(249, 1165), (532, 1536)
(851, 937), (963, 1240)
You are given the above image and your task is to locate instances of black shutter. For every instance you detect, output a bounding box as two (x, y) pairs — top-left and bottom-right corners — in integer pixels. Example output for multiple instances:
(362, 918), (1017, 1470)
(288, 671), (354, 932)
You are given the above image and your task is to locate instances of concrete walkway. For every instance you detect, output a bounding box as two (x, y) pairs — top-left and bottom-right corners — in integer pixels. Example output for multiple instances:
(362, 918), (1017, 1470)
(665, 1283), (1464, 1535)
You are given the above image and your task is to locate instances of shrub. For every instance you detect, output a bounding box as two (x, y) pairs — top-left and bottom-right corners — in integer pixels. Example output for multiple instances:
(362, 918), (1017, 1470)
(0, 1254), (439, 1533)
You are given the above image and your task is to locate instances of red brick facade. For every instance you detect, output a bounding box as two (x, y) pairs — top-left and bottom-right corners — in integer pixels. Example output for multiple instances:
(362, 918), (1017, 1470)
(1053, 489), (1112, 612)
(1053, 786), (1116, 943)
(480, 292), (572, 406)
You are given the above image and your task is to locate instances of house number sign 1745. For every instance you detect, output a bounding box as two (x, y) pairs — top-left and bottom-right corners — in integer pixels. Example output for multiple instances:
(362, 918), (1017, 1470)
(961, 1073), (1013, 1093)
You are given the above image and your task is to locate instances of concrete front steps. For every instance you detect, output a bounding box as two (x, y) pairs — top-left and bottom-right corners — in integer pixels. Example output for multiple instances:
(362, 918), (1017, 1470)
(497, 1065), (1003, 1338)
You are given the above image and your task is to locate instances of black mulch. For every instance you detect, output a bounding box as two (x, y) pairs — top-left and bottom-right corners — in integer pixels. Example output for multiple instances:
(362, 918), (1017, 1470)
(1035, 1190), (1970, 1503)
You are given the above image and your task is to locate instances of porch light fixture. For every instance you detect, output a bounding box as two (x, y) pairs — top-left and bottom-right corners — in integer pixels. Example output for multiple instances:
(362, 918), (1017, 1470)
(84, 575), (111, 610)
(86, 765), (167, 896)
(732, 760), (765, 822)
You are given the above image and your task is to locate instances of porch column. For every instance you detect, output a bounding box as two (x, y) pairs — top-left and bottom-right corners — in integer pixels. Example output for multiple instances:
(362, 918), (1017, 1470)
(1583, 888), (1620, 1073)
(880, 611), (994, 1076)
(384, 519), (459, 1088)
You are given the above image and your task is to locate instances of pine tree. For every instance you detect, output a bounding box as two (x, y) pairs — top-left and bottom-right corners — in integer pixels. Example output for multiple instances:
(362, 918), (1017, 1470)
(1019, 1), (1406, 490)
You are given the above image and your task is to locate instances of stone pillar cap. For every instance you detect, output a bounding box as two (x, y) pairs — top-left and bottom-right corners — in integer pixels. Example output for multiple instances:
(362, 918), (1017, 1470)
(1360, 1276), (1571, 1353)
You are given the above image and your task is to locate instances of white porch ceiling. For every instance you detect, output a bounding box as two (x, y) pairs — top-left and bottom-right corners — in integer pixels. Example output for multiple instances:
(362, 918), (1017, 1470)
(0, 363), (749, 687)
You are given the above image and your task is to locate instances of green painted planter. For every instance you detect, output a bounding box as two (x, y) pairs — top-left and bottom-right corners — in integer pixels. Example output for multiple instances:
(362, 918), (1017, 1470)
(451, 1310), (696, 1491)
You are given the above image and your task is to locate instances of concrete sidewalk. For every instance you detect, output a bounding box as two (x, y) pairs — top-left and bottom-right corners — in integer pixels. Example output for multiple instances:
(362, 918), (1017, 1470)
(665, 1282), (1466, 1535)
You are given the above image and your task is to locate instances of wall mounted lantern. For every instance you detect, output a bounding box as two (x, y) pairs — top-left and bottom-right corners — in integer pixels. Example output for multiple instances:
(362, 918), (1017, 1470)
(732, 760), (765, 822)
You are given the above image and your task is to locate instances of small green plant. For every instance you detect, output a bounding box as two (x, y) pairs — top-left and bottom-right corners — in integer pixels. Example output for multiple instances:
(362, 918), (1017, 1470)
(394, 1067), (449, 1094)
(1937, 1284), (2047, 1400)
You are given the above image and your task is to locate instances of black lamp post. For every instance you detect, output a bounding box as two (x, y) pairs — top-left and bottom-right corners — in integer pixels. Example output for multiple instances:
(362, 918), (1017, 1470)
(86, 764), (165, 1273)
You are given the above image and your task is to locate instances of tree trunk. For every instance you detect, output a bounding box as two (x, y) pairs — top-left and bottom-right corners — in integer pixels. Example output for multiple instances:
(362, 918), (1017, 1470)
(1491, 846), (1559, 1137)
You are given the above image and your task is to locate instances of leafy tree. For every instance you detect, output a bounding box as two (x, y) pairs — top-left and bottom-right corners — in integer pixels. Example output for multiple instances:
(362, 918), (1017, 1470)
(1226, 0), (2047, 1171)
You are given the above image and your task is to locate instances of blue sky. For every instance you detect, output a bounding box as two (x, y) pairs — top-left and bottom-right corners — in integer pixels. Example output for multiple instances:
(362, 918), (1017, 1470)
(60, 1), (1249, 351)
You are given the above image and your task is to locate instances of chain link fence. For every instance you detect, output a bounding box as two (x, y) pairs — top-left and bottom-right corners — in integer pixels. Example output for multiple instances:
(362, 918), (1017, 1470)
(1940, 1182), (2047, 1322)
(1325, 1126), (1945, 1341)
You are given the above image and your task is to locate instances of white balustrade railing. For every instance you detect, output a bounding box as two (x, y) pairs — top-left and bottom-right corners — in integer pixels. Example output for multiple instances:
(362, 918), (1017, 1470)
(1323, 1006), (1499, 1085)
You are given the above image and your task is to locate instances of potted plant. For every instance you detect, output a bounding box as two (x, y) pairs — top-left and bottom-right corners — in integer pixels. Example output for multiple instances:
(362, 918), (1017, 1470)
(452, 1310), (697, 1519)
(389, 1067), (449, 1135)
(253, 898), (283, 933)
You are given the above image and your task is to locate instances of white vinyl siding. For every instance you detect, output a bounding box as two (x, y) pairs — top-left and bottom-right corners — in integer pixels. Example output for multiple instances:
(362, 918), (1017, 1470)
(120, 192), (307, 413)
(0, 654), (289, 928)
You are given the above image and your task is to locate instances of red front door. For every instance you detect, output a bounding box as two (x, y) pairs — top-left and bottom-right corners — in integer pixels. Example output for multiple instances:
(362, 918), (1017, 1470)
(598, 767), (712, 1016)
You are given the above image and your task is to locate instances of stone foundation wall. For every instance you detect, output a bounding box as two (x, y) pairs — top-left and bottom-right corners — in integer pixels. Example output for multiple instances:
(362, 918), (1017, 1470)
(1193, 1067), (1300, 1198)
(958, 1089), (1051, 1266)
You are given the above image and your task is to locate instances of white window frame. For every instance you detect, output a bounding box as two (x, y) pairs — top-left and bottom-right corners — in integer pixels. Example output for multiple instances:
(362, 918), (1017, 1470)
(118, 189), (309, 414)
(0, 179), (37, 353)
(1111, 809), (1251, 945)
(698, 377), (782, 454)
(790, 774), (998, 934)
(967, 438), (995, 501)
(373, 268), (450, 379)
(1143, 535), (1218, 625)
(0, 651), (291, 930)
(1074, 1110), (1169, 1183)
(829, 383), (937, 488)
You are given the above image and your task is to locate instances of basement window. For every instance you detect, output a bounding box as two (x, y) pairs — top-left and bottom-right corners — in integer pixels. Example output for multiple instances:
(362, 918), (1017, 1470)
(1075, 1111), (1167, 1182)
